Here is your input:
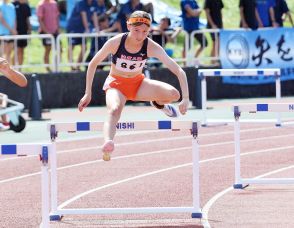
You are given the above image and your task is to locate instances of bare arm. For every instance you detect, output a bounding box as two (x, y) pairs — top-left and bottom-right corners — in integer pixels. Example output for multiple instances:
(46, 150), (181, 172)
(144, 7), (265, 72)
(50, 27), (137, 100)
(269, 7), (279, 27)
(240, 6), (248, 28)
(285, 12), (294, 27)
(0, 12), (17, 35)
(38, 17), (48, 33)
(170, 27), (182, 42)
(92, 13), (99, 32)
(255, 8), (263, 28)
(0, 57), (27, 87)
(84, 40), (115, 94)
(78, 36), (120, 111)
(26, 17), (32, 34)
(102, 21), (122, 33)
(205, 8), (217, 28)
(81, 11), (90, 33)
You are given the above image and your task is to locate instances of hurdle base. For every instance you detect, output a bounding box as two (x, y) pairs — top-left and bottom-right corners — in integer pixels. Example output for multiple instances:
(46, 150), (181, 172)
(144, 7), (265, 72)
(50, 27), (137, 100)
(233, 184), (249, 189)
(275, 123), (282, 127)
(201, 120), (229, 127)
(191, 212), (202, 218)
(49, 214), (63, 221)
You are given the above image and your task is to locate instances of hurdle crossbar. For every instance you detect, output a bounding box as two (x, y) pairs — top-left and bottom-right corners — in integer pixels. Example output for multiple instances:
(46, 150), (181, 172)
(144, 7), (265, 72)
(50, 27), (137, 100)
(47, 120), (193, 133)
(233, 103), (294, 189)
(0, 143), (52, 228)
(47, 120), (202, 220)
(198, 68), (281, 126)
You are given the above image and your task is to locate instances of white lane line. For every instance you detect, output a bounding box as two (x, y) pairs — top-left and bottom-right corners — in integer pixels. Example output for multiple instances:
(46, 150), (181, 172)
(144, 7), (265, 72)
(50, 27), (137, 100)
(201, 165), (294, 228)
(0, 126), (291, 162)
(1, 140), (294, 185)
(58, 163), (192, 209)
(57, 145), (294, 209)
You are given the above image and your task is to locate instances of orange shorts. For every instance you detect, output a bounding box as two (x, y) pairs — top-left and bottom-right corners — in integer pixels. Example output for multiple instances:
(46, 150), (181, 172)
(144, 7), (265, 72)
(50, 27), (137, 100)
(103, 74), (145, 100)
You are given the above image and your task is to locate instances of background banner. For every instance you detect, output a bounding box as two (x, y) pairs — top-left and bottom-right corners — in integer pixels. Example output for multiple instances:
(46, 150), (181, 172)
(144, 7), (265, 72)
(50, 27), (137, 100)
(220, 28), (294, 84)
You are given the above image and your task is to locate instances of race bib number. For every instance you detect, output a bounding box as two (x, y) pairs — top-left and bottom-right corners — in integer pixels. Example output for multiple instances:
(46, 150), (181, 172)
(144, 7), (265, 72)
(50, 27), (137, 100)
(116, 58), (146, 72)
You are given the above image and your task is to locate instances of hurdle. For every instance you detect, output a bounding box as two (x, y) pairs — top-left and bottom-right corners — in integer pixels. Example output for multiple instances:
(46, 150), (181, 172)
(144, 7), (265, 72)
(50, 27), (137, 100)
(47, 120), (202, 221)
(0, 143), (53, 228)
(198, 68), (281, 126)
(233, 103), (294, 189)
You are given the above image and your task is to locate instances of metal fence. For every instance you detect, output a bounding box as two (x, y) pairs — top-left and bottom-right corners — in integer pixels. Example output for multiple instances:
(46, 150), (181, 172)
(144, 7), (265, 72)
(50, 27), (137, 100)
(0, 34), (56, 72)
(1, 29), (221, 73)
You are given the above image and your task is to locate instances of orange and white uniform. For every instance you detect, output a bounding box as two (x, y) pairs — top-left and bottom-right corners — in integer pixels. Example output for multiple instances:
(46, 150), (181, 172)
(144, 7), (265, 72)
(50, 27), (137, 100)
(103, 33), (148, 100)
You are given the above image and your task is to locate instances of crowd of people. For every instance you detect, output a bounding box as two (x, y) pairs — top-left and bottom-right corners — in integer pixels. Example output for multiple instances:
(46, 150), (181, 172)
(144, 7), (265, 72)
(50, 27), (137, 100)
(181, 0), (293, 65)
(0, 0), (293, 72)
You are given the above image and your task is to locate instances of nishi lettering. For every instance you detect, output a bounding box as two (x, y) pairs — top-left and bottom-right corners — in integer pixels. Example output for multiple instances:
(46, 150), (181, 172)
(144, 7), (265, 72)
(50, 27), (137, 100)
(116, 122), (135, 129)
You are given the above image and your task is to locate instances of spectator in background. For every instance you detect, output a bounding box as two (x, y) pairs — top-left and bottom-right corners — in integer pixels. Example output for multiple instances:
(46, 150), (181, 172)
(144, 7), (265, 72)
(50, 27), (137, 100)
(66, 0), (98, 71)
(273, 0), (294, 27)
(204, 0), (223, 66)
(85, 14), (110, 70)
(97, 0), (107, 16)
(57, 0), (67, 16)
(13, 0), (32, 66)
(180, 0), (207, 65)
(105, 0), (118, 17)
(104, 0), (144, 33)
(256, 0), (278, 27)
(143, 2), (155, 23)
(151, 17), (175, 47)
(239, 0), (263, 30)
(0, 0), (17, 64)
(150, 17), (181, 67)
(37, 0), (60, 72)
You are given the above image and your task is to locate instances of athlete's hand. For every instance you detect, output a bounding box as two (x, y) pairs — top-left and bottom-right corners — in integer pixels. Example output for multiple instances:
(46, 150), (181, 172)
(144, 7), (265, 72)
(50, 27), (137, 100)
(178, 98), (189, 115)
(78, 93), (91, 112)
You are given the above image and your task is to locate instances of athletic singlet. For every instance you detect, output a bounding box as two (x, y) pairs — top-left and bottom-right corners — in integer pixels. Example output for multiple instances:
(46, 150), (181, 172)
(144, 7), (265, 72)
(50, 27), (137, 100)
(112, 33), (148, 73)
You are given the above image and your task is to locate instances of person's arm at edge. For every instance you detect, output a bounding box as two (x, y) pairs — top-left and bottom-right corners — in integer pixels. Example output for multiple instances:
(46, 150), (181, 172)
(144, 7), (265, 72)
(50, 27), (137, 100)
(0, 58), (27, 87)
(147, 40), (189, 115)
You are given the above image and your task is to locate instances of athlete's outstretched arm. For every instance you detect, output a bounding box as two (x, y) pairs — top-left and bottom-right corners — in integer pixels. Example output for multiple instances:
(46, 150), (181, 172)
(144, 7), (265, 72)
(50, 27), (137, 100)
(147, 40), (189, 115)
(0, 57), (27, 87)
(78, 36), (118, 111)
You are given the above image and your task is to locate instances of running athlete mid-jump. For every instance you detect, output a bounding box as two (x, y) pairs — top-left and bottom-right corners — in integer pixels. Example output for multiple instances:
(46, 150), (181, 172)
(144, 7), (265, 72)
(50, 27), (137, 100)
(78, 11), (189, 161)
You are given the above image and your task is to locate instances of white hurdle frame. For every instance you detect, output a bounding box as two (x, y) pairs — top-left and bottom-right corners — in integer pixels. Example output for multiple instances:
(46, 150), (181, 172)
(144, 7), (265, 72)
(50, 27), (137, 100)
(47, 120), (202, 221)
(0, 143), (53, 228)
(233, 103), (294, 189)
(198, 69), (281, 126)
